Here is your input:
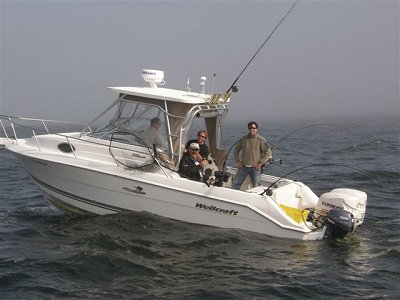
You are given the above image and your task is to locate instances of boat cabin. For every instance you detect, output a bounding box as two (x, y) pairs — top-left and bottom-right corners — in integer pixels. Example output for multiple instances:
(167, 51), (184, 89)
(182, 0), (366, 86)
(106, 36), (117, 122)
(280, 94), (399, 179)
(81, 70), (231, 170)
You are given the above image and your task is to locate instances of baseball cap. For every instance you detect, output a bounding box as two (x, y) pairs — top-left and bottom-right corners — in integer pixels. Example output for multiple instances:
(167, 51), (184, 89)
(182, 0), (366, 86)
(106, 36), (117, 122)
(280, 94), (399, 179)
(189, 143), (200, 150)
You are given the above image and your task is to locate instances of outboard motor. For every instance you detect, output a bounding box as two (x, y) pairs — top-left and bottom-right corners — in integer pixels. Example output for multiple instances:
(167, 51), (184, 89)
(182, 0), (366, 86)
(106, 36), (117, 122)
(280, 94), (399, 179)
(323, 209), (354, 239)
(306, 188), (367, 239)
(315, 188), (367, 228)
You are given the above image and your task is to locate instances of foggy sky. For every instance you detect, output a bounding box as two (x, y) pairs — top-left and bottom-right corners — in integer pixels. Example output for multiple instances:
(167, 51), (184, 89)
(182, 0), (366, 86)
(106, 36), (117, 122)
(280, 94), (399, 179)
(1, 0), (398, 123)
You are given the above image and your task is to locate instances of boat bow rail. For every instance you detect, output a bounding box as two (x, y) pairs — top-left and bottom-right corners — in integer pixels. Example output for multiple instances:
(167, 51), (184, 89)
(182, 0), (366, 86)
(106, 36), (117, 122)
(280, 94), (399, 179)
(0, 115), (90, 151)
(1, 88), (230, 171)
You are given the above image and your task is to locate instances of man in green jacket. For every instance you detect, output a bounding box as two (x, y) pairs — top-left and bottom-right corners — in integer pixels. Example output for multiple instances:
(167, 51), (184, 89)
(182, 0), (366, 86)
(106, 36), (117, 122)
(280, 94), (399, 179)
(233, 121), (272, 190)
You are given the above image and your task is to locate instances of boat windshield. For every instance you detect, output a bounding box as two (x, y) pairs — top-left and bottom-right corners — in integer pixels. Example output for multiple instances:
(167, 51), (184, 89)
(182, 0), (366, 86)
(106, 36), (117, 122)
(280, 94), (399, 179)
(87, 99), (169, 151)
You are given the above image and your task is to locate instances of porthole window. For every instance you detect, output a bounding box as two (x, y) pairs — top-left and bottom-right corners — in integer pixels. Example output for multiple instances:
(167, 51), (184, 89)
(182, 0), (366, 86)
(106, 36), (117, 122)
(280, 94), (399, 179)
(57, 143), (75, 153)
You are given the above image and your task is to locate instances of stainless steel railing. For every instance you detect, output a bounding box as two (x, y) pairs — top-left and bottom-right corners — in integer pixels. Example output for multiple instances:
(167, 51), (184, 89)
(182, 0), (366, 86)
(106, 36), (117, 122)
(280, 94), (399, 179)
(0, 115), (88, 152)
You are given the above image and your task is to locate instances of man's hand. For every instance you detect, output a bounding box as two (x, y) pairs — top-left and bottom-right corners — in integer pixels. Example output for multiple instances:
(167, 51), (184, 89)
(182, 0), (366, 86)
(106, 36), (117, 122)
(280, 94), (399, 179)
(255, 163), (263, 170)
(199, 159), (206, 168)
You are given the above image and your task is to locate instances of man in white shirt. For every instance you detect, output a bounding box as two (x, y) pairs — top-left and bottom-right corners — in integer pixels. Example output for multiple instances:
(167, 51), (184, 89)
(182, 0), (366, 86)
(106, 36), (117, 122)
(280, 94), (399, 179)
(142, 117), (166, 148)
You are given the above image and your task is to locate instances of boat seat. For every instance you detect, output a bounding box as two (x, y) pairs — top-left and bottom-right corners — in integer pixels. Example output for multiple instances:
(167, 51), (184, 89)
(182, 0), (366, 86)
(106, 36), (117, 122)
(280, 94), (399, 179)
(246, 186), (264, 194)
(272, 183), (302, 207)
(245, 185), (309, 223)
(272, 182), (319, 209)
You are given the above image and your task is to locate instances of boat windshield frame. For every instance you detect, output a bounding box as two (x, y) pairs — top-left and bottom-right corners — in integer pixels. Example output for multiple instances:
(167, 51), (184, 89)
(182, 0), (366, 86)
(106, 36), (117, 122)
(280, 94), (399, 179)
(81, 93), (229, 168)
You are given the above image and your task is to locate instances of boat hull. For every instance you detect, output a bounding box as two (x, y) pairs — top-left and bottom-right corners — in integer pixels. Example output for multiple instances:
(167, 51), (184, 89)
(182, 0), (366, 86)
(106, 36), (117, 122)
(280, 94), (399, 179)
(9, 147), (324, 241)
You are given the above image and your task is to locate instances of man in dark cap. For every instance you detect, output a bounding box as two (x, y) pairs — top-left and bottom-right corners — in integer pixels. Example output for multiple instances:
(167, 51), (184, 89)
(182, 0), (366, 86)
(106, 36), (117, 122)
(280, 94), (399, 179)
(178, 142), (206, 182)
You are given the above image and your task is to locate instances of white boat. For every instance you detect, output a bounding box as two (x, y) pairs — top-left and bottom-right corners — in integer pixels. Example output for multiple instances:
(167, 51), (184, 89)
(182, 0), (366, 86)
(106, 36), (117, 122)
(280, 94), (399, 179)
(2, 69), (367, 240)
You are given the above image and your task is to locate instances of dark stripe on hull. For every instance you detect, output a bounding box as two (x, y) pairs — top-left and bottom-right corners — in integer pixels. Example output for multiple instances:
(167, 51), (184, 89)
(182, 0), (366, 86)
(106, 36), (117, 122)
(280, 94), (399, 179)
(30, 174), (128, 215)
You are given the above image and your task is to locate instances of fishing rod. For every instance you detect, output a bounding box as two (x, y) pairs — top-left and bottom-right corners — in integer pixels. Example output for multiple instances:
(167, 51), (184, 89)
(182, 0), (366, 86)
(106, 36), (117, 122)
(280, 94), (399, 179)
(260, 163), (374, 196)
(226, 0), (300, 94)
(268, 123), (356, 159)
(271, 123), (355, 150)
(222, 123), (350, 169)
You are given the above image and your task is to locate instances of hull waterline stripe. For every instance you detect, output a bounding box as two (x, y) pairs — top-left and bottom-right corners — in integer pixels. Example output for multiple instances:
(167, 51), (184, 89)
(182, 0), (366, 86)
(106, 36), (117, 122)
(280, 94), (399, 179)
(29, 174), (125, 213)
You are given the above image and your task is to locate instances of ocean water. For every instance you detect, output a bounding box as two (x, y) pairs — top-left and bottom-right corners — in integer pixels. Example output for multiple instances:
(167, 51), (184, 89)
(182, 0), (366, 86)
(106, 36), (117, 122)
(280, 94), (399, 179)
(0, 116), (399, 299)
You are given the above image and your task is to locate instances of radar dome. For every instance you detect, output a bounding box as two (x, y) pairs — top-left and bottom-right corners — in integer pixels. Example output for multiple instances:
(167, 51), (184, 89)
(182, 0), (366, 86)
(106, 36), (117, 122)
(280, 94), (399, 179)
(141, 69), (165, 88)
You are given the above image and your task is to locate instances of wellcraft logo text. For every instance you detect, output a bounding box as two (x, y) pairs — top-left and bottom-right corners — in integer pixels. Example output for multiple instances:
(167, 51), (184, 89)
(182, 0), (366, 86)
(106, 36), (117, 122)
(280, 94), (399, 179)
(195, 203), (238, 215)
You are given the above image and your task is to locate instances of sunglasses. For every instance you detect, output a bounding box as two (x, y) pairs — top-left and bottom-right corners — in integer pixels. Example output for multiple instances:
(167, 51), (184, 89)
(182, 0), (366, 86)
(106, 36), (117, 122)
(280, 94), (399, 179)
(248, 127), (257, 130)
(191, 148), (199, 151)
(198, 135), (206, 139)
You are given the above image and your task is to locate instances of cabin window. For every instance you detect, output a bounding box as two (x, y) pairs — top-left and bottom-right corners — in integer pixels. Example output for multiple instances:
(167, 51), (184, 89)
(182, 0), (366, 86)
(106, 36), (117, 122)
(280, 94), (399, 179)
(57, 143), (75, 153)
(88, 99), (169, 153)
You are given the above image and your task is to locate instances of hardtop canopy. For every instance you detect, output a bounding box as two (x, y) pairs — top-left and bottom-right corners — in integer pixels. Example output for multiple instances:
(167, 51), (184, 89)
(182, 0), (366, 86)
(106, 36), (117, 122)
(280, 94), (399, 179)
(108, 86), (228, 105)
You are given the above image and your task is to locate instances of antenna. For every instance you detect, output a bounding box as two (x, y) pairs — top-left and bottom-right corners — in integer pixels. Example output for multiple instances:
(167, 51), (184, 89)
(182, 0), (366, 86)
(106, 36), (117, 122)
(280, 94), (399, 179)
(186, 77), (191, 92)
(200, 76), (207, 94)
(212, 73), (216, 94)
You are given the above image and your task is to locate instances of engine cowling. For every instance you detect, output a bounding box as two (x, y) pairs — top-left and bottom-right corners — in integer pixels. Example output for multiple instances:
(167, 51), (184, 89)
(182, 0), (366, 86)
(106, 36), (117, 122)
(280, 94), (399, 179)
(315, 188), (367, 228)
